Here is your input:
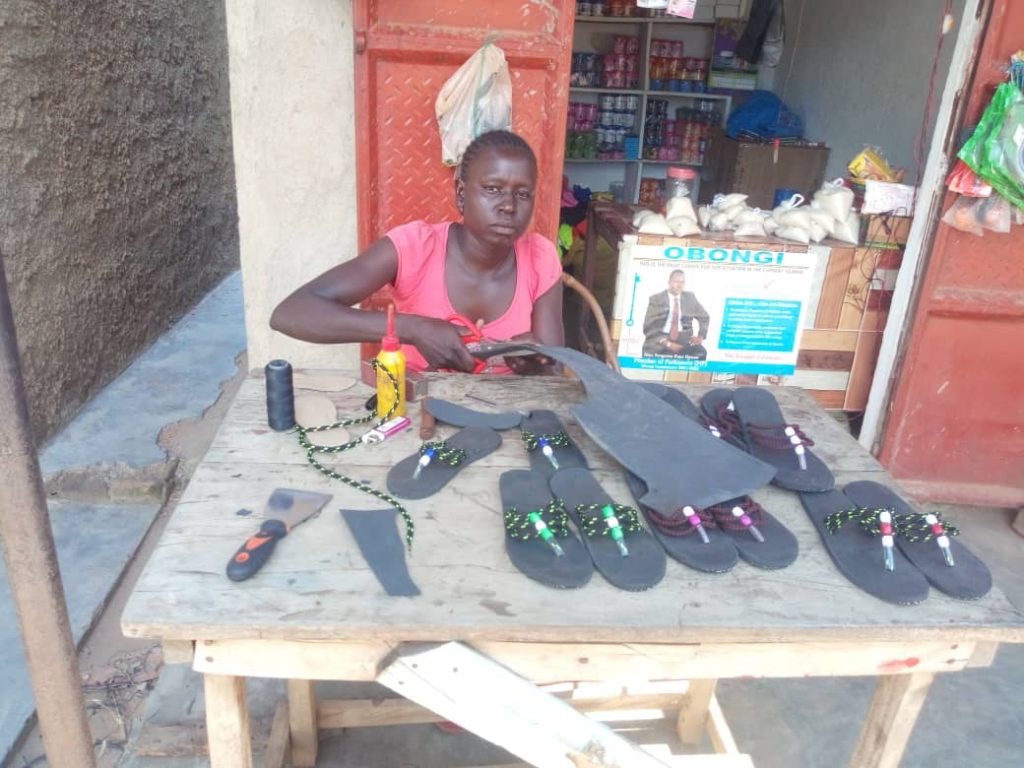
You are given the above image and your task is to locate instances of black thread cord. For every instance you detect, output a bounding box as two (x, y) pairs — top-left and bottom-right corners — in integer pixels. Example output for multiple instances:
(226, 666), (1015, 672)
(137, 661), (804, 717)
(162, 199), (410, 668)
(294, 361), (415, 549)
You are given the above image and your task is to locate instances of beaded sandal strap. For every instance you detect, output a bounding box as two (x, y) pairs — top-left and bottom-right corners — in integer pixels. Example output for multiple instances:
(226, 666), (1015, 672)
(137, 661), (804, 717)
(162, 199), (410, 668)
(504, 500), (570, 556)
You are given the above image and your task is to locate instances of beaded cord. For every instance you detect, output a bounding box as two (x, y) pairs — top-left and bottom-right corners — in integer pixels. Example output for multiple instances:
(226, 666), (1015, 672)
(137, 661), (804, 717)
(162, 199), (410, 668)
(895, 512), (960, 543)
(824, 506), (891, 536)
(504, 500), (570, 540)
(418, 440), (468, 467)
(521, 430), (571, 452)
(574, 503), (643, 538)
(746, 421), (815, 451)
(294, 361), (415, 549)
(645, 505), (716, 538)
(709, 498), (766, 531)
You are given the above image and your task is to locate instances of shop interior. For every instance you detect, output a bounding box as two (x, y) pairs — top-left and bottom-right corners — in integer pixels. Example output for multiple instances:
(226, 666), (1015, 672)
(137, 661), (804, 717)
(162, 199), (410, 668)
(560, 0), (966, 420)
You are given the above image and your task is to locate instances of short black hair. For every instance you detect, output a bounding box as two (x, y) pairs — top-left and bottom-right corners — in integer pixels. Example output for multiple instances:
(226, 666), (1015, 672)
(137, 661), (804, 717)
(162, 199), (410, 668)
(458, 130), (537, 181)
(669, 269), (685, 279)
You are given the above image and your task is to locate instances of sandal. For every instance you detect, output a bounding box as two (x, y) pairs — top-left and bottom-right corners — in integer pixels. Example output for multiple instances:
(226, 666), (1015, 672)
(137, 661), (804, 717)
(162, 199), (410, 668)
(519, 410), (588, 477)
(706, 497), (799, 570)
(800, 488), (930, 605)
(645, 384), (797, 569)
(499, 470), (592, 589)
(549, 468), (666, 591)
(387, 426), (502, 499)
(726, 387), (834, 492)
(623, 471), (738, 573)
(424, 397), (523, 430)
(842, 481), (992, 600)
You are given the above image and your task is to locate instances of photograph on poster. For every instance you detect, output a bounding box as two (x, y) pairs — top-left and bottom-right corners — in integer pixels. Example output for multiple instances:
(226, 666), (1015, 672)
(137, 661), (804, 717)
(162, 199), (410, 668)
(617, 243), (819, 375)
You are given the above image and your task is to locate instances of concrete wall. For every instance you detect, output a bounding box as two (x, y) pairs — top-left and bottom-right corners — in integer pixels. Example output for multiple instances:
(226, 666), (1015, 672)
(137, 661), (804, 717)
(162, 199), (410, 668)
(0, 0), (239, 443)
(224, 1), (360, 372)
(776, 0), (966, 182)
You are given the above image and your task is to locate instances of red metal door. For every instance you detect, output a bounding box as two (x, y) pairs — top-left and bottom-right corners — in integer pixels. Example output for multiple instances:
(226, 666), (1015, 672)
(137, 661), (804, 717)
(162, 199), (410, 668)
(880, 0), (1024, 506)
(353, 1), (574, 249)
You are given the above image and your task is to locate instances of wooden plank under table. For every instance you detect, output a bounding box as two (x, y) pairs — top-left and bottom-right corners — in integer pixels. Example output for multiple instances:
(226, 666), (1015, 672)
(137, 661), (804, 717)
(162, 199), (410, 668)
(122, 372), (1024, 768)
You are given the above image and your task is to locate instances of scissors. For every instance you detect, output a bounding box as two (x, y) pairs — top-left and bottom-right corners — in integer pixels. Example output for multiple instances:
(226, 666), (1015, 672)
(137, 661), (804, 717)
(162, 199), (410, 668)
(445, 314), (538, 373)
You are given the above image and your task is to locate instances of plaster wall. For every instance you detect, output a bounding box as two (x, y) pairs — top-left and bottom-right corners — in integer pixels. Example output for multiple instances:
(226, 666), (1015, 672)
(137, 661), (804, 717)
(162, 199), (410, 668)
(0, 0), (239, 442)
(224, 1), (359, 371)
(776, 0), (966, 182)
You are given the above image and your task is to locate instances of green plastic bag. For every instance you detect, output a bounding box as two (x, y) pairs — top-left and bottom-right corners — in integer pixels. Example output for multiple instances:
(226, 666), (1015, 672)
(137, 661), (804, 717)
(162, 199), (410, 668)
(959, 83), (1024, 210)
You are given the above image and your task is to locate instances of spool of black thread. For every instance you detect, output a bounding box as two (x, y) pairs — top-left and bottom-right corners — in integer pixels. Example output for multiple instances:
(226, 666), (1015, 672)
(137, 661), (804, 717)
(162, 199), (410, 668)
(265, 359), (296, 431)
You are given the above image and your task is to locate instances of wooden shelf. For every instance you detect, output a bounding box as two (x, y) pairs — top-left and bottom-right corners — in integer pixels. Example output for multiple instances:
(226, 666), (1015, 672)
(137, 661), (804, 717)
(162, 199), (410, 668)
(574, 16), (715, 26)
(564, 158), (641, 164)
(569, 87), (645, 95)
(646, 91), (731, 100)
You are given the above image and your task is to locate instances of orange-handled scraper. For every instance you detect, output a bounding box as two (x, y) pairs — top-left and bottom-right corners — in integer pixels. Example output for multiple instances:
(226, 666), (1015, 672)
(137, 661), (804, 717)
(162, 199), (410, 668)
(226, 488), (332, 581)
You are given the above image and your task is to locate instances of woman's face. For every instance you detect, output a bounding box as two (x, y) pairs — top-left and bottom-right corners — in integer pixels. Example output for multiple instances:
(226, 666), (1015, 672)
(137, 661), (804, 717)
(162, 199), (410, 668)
(457, 146), (537, 247)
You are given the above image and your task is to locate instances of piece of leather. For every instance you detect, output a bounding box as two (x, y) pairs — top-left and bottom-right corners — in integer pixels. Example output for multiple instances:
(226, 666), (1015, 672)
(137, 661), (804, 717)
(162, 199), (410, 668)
(732, 387), (834, 492)
(293, 372), (357, 392)
(473, 344), (776, 512)
(549, 468), (666, 591)
(294, 394), (338, 428)
(387, 426), (502, 500)
(425, 398), (522, 430)
(843, 481), (992, 601)
(519, 410), (588, 478)
(500, 470), (592, 589)
(340, 508), (420, 597)
(800, 489), (930, 606)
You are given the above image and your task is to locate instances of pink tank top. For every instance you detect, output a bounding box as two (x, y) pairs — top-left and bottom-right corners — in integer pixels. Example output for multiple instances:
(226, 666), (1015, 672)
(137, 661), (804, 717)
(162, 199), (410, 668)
(387, 221), (562, 372)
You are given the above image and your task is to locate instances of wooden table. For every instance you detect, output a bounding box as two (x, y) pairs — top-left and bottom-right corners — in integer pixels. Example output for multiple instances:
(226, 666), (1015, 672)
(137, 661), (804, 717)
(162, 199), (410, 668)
(122, 372), (1024, 768)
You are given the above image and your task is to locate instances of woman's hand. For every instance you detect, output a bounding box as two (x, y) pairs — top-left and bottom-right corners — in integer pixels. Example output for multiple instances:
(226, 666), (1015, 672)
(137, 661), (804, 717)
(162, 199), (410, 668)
(401, 315), (480, 372)
(503, 332), (557, 376)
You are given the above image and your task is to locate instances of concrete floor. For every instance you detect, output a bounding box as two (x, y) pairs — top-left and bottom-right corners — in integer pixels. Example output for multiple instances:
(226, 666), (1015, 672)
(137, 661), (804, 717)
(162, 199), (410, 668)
(4, 271), (1023, 767)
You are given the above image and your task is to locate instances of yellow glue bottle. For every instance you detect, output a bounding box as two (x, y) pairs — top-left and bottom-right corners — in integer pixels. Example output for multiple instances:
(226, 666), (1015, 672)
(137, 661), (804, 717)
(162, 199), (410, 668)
(375, 304), (406, 419)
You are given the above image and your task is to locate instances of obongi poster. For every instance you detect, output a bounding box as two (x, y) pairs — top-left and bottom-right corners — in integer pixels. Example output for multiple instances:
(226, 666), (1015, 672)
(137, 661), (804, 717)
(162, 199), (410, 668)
(614, 241), (819, 376)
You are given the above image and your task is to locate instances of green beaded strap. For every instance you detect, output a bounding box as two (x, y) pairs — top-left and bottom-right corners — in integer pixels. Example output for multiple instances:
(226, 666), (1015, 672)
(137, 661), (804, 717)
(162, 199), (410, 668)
(574, 503), (643, 539)
(894, 512), (960, 543)
(521, 430), (571, 452)
(824, 506), (892, 537)
(294, 361), (415, 549)
(504, 500), (570, 541)
(418, 440), (467, 467)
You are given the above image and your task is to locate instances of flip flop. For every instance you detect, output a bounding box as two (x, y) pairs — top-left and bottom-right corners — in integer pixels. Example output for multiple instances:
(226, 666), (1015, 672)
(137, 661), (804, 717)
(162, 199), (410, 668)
(799, 488), (930, 605)
(730, 387), (835, 492)
(519, 410), (589, 477)
(548, 468), (666, 591)
(499, 470), (592, 589)
(842, 481), (992, 601)
(424, 398), (523, 430)
(387, 426), (502, 499)
(623, 471), (738, 574)
(645, 385), (797, 569)
(704, 497), (799, 570)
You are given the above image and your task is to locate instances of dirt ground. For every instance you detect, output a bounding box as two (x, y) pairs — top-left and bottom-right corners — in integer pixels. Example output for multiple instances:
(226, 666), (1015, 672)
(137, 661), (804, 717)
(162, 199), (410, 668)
(6, 354), (248, 768)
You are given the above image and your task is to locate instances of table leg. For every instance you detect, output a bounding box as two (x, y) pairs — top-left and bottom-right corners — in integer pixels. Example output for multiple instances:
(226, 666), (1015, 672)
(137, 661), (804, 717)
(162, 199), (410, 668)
(288, 678), (319, 767)
(203, 673), (253, 768)
(848, 671), (936, 768)
(676, 678), (717, 745)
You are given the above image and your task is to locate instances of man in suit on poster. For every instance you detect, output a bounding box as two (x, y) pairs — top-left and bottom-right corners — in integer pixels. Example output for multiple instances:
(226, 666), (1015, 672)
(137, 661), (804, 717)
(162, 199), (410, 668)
(642, 269), (710, 359)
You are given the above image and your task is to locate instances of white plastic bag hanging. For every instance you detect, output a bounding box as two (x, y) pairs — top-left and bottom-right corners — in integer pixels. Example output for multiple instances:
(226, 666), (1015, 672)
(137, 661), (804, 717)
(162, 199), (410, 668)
(435, 43), (513, 167)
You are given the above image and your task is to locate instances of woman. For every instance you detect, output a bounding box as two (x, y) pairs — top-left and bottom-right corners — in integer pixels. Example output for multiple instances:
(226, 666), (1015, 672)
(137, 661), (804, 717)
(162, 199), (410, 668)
(270, 130), (564, 374)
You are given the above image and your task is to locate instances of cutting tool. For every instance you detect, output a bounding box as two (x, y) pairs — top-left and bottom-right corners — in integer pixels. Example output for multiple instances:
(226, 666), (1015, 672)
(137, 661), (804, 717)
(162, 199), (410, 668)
(226, 488), (333, 581)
